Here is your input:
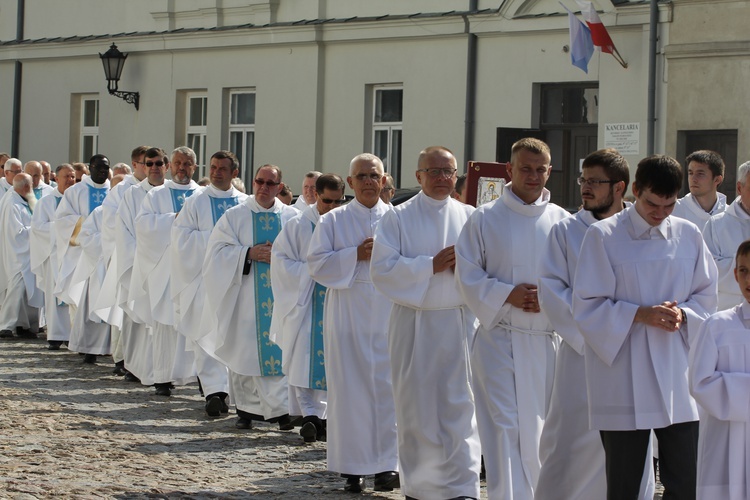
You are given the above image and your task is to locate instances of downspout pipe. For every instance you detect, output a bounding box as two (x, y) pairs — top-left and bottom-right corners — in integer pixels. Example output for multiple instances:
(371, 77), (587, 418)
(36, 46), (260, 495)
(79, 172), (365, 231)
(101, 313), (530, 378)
(646, 0), (658, 155)
(11, 0), (24, 157)
(463, 0), (478, 170)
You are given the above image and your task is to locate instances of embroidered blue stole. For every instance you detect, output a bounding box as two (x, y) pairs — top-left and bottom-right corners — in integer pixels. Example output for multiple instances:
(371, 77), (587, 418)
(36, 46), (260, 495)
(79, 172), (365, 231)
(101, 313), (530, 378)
(209, 196), (239, 225)
(308, 221), (327, 390)
(252, 211), (284, 376)
(33, 187), (43, 200)
(87, 184), (108, 213)
(169, 187), (195, 213)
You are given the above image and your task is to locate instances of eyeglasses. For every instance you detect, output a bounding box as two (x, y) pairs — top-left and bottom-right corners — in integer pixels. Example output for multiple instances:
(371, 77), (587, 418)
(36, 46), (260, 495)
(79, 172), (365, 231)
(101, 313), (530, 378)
(145, 161), (165, 167)
(577, 177), (618, 187)
(417, 168), (457, 178)
(254, 178), (281, 187)
(320, 198), (345, 205)
(353, 173), (382, 182)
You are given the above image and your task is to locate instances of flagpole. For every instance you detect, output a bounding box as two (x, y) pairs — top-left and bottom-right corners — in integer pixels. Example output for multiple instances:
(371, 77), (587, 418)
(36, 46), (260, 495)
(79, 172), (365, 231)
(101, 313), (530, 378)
(647, 0), (658, 155)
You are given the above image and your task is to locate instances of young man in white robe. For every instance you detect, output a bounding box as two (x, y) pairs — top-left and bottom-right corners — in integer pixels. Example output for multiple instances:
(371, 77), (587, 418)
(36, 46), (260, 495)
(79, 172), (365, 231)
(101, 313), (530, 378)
(573, 154), (718, 500)
(672, 150), (726, 233)
(115, 147), (169, 388)
(307, 154), (399, 494)
(455, 137), (569, 499)
(54, 155), (111, 362)
(30, 164), (76, 349)
(0, 157), (21, 199)
(0, 173), (43, 338)
(270, 173), (345, 442)
(172, 150), (246, 417)
(201, 164), (297, 429)
(132, 147), (201, 396)
(705, 161), (750, 311)
(292, 171), (321, 212)
(95, 146), (148, 378)
(690, 239), (750, 500)
(371, 146), (480, 499)
(24, 161), (54, 200)
(537, 149), (655, 500)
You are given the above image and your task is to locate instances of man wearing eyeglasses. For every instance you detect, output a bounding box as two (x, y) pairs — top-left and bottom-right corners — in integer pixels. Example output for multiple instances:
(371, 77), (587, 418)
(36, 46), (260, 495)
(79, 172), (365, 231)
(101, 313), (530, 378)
(371, 146), (480, 499)
(307, 154), (399, 493)
(0, 157), (22, 198)
(270, 173), (346, 443)
(202, 164), (297, 430)
(537, 149), (655, 499)
(130, 147), (202, 397)
(172, 150), (246, 417)
(95, 146), (149, 379)
(456, 137), (570, 499)
(54, 154), (111, 362)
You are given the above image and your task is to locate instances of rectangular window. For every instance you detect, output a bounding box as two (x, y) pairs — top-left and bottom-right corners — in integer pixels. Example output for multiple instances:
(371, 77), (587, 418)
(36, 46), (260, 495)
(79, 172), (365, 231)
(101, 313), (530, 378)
(372, 86), (403, 187)
(186, 93), (208, 179)
(81, 98), (99, 161)
(228, 90), (256, 187)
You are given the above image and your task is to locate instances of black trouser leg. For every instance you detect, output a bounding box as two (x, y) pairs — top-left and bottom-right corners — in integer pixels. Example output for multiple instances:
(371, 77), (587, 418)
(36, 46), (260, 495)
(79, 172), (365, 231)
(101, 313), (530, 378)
(600, 429), (651, 500)
(654, 421), (699, 500)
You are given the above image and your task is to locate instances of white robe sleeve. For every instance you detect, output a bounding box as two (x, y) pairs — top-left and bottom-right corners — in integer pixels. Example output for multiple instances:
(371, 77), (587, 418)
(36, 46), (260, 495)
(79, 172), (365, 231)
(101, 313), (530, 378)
(538, 222), (585, 354)
(30, 198), (54, 279)
(170, 198), (209, 302)
(370, 209), (433, 308)
(455, 210), (514, 329)
(677, 237), (718, 346)
(690, 316), (750, 421)
(703, 217), (738, 308)
(572, 226), (640, 366)
(307, 214), (359, 290)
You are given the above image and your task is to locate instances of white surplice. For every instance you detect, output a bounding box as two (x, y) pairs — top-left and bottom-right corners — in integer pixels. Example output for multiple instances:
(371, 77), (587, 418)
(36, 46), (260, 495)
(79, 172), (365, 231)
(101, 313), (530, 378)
(572, 206), (718, 431)
(30, 189), (70, 341)
(704, 198), (750, 311)
(690, 302), (750, 500)
(200, 196), (297, 419)
(171, 185), (246, 397)
(292, 196), (309, 212)
(69, 206), (111, 355)
(33, 182), (54, 201)
(672, 192), (726, 233)
(0, 177), (11, 197)
(270, 204), (327, 418)
(133, 180), (201, 386)
(455, 185), (569, 499)
(306, 198), (398, 476)
(0, 190), (43, 331)
(537, 209), (655, 500)
(371, 191), (480, 499)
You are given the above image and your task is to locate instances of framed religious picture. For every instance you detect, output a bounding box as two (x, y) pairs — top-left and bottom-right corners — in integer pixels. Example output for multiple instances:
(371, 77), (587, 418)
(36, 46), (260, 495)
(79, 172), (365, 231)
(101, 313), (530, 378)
(465, 161), (511, 207)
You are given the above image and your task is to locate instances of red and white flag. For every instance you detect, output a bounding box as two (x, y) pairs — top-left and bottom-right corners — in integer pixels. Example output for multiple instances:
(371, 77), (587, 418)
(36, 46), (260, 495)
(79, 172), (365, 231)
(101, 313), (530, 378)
(575, 0), (626, 66)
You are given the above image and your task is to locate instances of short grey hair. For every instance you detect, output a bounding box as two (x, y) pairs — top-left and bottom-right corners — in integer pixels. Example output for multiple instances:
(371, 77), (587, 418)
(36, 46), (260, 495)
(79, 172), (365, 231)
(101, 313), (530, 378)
(738, 161), (750, 185)
(56, 163), (74, 174)
(305, 171), (322, 179)
(112, 162), (132, 175)
(5, 158), (22, 171)
(349, 153), (384, 176)
(172, 146), (197, 164)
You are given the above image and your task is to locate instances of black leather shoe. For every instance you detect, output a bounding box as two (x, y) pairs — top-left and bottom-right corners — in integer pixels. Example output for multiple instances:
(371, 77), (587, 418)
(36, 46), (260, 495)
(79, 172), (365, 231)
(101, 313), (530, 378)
(373, 471), (400, 491)
(154, 383), (172, 397)
(344, 476), (365, 493)
(235, 417), (252, 429)
(0, 330), (14, 339)
(16, 328), (38, 339)
(300, 422), (318, 443)
(48, 341), (63, 351)
(83, 354), (97, 364)
(277, 414), (294, 431)
(123, 371), (140, 383)
(205, 396), (223, 417)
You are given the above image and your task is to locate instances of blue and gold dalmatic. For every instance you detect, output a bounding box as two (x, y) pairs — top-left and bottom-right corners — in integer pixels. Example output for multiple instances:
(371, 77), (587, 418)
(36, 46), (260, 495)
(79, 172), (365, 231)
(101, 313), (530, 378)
(309, 282), (327, 390)
(169, 187), (196, 213)
(209, 196), (239, 224)
(253, 211), (284, 376)
(87, 185), (108, 212)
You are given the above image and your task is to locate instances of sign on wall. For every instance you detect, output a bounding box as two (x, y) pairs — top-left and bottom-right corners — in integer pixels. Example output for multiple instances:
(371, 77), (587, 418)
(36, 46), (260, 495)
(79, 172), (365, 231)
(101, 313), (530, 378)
(604, 122), (640, 155)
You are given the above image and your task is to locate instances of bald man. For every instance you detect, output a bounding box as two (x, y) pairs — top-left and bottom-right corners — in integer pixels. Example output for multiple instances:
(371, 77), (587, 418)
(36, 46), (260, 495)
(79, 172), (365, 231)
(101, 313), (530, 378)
(24, 161), (54, 200)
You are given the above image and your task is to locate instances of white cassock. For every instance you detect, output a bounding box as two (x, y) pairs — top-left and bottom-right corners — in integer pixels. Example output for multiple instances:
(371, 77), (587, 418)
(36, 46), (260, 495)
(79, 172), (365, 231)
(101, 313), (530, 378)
(371, 192), (480, 499)
(307, 198), (398, 476)
(455, 185), (569, 499)
(672, 192), (726, 233)
(68, 206), (111, 354)
(30, 189), (70, 341)
(270, 204), (327, 418)
(115, 179), (157, 385)
(537, 209), (654, 500)
(0, 190), (43, 331)
(33, 182), (54, 201)
(201, 196), (297, 419)
(132, 180), (201, 386)
(292, 196), (309, 212)
(54, 175), (110, 354)
(0, 177), (11, 197)
(690, 302), (750, 500)
(171, 185), (247, 398)
(572, 206), (717, 431)
(704, 198), (750, 311)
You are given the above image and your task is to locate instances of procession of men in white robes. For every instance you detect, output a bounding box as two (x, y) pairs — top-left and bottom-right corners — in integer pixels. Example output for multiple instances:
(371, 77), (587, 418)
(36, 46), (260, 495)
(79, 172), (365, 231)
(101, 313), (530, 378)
(8, 140), (750, 499)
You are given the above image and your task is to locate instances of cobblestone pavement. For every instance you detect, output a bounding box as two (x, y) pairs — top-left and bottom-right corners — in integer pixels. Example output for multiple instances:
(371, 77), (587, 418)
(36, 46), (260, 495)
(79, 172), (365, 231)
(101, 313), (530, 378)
(0, 337), (663, 499)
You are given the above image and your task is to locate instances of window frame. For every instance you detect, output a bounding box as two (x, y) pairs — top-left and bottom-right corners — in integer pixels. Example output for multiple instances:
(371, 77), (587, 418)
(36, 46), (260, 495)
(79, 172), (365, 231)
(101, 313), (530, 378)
(228, 89), (256, 188)
(80, 97), (100, 162)
(186, 92), (208, 179)
(371, 85), (404, 187)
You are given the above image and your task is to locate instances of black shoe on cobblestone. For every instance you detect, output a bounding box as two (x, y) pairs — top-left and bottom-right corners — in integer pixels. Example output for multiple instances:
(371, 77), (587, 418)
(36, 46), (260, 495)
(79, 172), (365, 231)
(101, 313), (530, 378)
(123, 371), (140, 383)
(277, 414), (294, 431)
(48, 341), (63, 351)
(344, 476), (365, 493)
(373, 471), (400, 492)
(154, 383), (172, 397)
(16, 329), (39, 339)
(205, 396), (223, 418)
(83, 354), (97, 364)
(235, 417), (252, 429)
(0, 330), (13, 339)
